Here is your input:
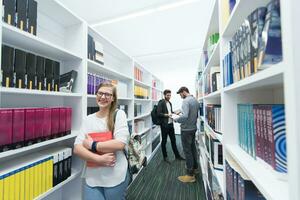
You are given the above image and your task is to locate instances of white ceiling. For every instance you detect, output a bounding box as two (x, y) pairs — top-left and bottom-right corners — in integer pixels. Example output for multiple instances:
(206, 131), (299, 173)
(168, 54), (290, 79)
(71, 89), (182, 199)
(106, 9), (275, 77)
(58, 0), (214, 80)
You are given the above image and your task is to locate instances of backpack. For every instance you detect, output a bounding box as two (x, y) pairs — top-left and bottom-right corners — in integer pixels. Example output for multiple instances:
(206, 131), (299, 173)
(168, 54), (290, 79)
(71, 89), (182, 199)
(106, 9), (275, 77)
(113, 110), (147, 184)
(151, 104), (161, 125)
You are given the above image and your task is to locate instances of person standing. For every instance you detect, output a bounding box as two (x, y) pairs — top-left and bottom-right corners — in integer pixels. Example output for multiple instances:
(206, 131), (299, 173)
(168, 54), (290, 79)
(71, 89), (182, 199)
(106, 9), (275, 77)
(74, 82), (130, 200)
(157, 89), (184, 163)
(173, 86), (199, 183)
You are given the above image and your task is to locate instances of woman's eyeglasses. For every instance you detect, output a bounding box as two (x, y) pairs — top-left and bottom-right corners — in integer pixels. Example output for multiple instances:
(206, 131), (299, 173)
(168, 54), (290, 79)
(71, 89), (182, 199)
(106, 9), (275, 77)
(96, 92), (113, 98)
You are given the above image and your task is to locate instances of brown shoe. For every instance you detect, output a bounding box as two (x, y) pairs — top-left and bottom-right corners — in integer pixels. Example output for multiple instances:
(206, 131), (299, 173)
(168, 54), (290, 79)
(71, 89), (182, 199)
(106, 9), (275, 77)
(177, 175), (196, 183)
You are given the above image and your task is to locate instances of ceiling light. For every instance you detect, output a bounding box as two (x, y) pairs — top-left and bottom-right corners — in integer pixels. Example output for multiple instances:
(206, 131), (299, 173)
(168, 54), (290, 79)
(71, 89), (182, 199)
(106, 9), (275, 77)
(91, 0), (200, 27)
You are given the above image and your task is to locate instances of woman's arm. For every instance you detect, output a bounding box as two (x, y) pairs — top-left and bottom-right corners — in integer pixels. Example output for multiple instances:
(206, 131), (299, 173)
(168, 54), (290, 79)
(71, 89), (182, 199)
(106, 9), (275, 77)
(83, 110), (129, 153)
(73, 144), (116, 166)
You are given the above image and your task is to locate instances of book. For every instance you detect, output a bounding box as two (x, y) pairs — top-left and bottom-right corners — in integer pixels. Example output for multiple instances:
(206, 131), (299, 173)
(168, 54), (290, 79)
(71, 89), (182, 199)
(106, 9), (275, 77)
(258, 0), (282, 69)
(53, 61), (60, 92)
(12, 109), (25, 149)
(3, 0), (16, 26)
(43, 108), (52, 140)
(0, 109), (13, 152)
(15, 49), (27, 89)
(27, 0), (37, 35)
(59, 70), (78, 93)
(25, 108), (35, 145)
(16, 0), (27, 31)
(45, 59), (54, 91)
(36, 56), (45, 91)
(1, 45), (14, 87)
(51, 108), (60, 138)
(87, 131), (113, 167)
(26, 53), (37, 90)
(59, 108), (66, 137)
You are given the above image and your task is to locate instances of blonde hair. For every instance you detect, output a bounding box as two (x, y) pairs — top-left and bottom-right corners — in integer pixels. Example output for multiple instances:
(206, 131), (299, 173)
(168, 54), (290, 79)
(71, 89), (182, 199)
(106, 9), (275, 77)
(96, 82), (118, 132)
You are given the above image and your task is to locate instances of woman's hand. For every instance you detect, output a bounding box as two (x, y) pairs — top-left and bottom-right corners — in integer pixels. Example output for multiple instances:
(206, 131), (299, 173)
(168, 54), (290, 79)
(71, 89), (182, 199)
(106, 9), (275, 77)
(83, 135), (93, 150)
(96, 153), (116, 167)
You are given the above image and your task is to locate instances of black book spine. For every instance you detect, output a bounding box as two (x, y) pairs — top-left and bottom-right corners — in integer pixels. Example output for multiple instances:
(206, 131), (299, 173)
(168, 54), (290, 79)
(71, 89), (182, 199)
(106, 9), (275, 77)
(45, 58), (54, 91)
(16, 0), (27, 30)
(1, 45), (15, 87)
(36, 56), (45, 90)
(15, 49), (27, 89)
(3, 0), (16, 25)
(53, 61), (60, 92)
(27, 0), (37, 35)
(26, 52), (36, 89)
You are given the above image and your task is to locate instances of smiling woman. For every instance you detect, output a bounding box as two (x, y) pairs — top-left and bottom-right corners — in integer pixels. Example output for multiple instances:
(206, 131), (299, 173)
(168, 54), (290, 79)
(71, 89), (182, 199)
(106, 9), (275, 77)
(73, 82), (130, 200)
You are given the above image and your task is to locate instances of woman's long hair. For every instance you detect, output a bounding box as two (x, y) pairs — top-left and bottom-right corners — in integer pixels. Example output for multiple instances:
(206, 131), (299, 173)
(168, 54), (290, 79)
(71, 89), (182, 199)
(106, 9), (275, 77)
(96, 82), (118, 132)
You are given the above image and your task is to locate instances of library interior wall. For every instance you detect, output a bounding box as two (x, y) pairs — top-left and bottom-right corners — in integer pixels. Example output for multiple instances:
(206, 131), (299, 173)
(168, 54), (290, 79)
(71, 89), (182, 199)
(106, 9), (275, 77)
(139, 52), (199, 134)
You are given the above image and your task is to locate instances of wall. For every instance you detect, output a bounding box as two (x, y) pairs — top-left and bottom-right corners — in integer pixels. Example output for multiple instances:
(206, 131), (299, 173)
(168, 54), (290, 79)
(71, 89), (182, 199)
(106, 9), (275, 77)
(137, 51), (199, 134)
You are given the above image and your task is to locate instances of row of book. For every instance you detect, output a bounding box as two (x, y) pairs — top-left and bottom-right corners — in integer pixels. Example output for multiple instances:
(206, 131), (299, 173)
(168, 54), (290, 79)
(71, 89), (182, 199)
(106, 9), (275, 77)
(237, 104), (287, 174)
(197, 133), (223, 200)
(226, 158), (266, 200)
(134, 67), (143, 82)
(230, 0), (282, 83)
(87, 35), (104, 65)
(87, 73), (114, 95)
(1, 45), (77, 92)
(207, 33), (219, 59)
(0, 147), (72, 200)
(87, 104), (129, 117)
(204, 131), (223, 171)
(206, 104), (222, 133)
(222, 52), (234, 87)
(3, 0), (37, 35)
(220, 0), (236, 31)
(204, 66), (221, 95)
(134, 103), (143, 117)
(0, 107), (72, 152)
(151, 89), (161, 101)
(134, 85), (149, 99)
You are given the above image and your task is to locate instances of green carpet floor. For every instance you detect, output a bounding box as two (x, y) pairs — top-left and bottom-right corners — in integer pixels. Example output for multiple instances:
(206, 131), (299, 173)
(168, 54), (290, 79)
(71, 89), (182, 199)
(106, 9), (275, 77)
(126, 135), (206, 200)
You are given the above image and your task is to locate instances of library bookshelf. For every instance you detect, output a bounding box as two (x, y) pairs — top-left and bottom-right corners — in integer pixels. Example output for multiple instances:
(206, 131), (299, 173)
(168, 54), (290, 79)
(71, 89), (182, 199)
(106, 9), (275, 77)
(0, 0), (163, 199)
(196, 0), (300, 199)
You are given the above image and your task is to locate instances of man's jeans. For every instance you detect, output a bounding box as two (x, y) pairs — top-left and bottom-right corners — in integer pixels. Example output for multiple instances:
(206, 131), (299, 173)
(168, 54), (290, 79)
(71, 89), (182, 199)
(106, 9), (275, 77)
(181, 130), (198, 175)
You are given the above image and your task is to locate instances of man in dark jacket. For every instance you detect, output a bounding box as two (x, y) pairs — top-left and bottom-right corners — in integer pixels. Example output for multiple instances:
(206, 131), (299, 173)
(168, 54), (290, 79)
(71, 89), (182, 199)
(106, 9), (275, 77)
(157, 89), (184, 163)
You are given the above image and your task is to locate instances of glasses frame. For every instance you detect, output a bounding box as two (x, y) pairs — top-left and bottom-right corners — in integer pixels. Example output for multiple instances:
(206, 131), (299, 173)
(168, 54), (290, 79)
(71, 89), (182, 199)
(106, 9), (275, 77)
(96, 91), (113, 99)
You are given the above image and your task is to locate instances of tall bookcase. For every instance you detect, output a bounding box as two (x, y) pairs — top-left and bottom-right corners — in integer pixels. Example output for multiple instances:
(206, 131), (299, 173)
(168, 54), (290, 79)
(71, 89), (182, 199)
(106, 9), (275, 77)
(196, 0), (300, 199)
(0, 0), (163, 199)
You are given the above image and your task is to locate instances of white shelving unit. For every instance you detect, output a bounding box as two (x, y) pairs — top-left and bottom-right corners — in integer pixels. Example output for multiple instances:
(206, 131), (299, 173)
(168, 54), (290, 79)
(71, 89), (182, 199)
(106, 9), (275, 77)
(0, 0), (164, 199)
(195, 0), (300, 199)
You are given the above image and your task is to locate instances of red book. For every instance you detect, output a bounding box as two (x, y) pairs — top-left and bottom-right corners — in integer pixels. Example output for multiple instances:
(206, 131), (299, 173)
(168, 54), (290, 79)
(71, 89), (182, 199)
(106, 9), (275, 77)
(25, 108), (35, 143)
(59, 108), (66, 136)
(87, 131), (113, 167)
(35, 108), (45, 141)
(43, 108), (52, 139)
(0, 109), (13, 151)
(12, 108), (25, 148)
(51, 108), (60, 138)
(65, 107), (72, 135)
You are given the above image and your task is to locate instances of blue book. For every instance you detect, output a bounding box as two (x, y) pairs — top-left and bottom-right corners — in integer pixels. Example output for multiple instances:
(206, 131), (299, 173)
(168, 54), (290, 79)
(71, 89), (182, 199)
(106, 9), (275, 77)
(272, 104), (287, 173)
(258, 0), (282, 68)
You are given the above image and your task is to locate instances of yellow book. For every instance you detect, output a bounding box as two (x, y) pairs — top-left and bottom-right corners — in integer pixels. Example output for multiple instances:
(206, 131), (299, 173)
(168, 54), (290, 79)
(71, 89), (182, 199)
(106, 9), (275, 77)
(25, 166), (30, 200)
(40, 161), (46, 194)
(37, 161), (42, 196)
(7, 172), (15, 200)
(19, 169), (25, 200)
(33, 162), (40, 198)
(0, 175), (3, 200)
(49, 159), (54, 189)
(3, 173), (10, 200)
(14, 170), (20, 200)
(221, 0), (230, 32)
(29, 164), (34, 200)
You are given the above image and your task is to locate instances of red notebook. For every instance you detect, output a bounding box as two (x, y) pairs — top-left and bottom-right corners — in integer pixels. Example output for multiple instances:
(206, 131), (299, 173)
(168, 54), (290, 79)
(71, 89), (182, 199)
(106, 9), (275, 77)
(87, 131), (113, 167)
